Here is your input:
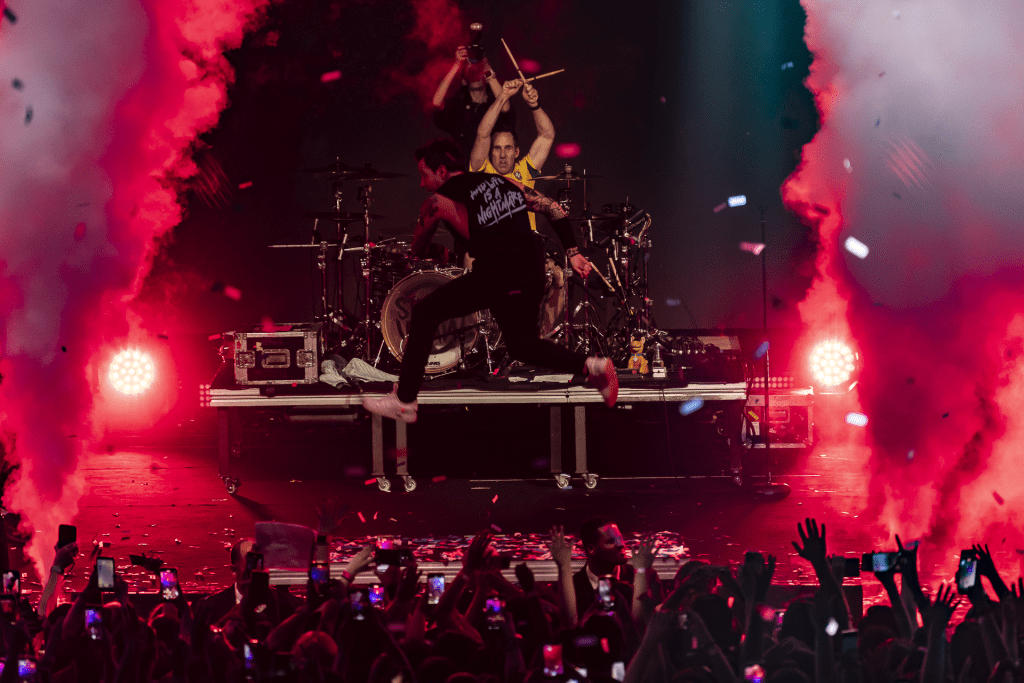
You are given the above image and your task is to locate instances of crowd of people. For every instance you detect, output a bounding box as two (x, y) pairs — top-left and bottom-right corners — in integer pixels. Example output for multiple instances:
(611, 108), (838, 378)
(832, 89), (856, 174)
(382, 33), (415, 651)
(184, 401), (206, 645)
(1, 511), (1022, 683)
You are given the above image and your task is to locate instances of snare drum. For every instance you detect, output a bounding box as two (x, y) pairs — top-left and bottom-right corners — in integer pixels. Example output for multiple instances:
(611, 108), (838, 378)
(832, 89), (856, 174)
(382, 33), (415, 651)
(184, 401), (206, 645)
(381, 269), (486, 374)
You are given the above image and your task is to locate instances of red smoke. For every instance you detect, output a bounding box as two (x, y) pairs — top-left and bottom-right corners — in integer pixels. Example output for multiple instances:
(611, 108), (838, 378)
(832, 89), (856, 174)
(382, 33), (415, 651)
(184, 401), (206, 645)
(785, 0), (1024, 575)
(0, 0), (268, 578)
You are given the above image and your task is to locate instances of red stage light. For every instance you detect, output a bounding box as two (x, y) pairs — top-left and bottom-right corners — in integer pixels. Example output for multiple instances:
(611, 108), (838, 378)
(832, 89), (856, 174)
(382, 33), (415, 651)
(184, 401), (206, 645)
(810, 341), (857, 388)
(108, 348), (156, 395)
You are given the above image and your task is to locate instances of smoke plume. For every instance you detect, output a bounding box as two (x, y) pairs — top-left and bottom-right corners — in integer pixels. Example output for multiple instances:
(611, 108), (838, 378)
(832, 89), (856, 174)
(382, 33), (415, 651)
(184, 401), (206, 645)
(0, 0), (267, 578)
(785, 0), (1024, 563)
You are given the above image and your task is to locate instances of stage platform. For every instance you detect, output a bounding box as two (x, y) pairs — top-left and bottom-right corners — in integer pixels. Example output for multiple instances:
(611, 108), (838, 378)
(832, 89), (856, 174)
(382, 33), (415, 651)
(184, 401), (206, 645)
(209, 367), (748, 494)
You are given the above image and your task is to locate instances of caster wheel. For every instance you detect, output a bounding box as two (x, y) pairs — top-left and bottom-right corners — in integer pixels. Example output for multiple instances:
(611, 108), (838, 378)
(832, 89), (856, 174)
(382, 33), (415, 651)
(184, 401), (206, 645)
(223, 477), (241, 495)
(402, 476), (417, 493)
(582, 473), (598, 490)
(376, 477), (392, 493)
(554, 474), (571, 489)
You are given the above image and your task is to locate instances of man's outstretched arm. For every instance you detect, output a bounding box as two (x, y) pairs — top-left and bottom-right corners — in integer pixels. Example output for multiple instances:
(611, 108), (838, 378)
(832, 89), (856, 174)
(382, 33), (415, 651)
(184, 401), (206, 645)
(410, 193), (466, 257)
(470, 79), (521, 171)
(522, 83), (554, 170)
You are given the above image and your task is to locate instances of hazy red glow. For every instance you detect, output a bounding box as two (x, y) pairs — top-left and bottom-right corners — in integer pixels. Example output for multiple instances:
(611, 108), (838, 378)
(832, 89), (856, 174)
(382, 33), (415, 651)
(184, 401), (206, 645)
(787, 0), (1024, 571)
(378, 0), (466, 111)
(0, 0), (267, 577)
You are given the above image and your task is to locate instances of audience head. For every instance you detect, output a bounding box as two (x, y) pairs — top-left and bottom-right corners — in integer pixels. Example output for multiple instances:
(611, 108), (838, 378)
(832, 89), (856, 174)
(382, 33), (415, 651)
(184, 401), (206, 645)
(580, 516), (627, 571)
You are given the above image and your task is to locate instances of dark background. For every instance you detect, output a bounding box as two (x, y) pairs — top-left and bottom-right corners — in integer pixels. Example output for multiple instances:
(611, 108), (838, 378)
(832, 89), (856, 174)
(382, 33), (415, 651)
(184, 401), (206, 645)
(141, 0), (818, 359)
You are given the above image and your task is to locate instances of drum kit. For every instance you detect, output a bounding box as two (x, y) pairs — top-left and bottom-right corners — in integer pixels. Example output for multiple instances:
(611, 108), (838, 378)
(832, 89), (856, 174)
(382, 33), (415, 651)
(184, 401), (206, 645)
(270, 159), (664, 378)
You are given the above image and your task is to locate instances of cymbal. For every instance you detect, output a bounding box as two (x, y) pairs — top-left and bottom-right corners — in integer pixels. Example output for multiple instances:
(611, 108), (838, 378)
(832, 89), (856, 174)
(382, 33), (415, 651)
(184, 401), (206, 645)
(536, 170), (603, 181)
(269, 242), (347, 248)
(303, 211), (384, 221)
(301, 161), (407, 180)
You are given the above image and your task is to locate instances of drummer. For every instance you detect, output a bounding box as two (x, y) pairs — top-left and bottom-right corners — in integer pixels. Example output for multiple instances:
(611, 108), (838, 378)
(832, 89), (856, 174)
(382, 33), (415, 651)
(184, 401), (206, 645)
(469, 78), (554, 233)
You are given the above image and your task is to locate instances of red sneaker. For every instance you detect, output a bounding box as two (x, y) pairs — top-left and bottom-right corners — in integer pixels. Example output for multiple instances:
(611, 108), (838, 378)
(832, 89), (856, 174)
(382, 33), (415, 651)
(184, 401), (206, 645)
(586, 357), (619, 407)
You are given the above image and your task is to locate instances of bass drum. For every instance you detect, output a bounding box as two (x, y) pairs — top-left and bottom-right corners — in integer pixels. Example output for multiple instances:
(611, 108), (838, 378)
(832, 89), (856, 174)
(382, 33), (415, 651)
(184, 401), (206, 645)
(381, 269), (485, 374)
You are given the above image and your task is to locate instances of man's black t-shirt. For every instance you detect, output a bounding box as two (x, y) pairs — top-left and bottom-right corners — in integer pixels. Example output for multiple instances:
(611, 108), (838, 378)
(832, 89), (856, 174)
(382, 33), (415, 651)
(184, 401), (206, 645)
(435, 172), (544, 283)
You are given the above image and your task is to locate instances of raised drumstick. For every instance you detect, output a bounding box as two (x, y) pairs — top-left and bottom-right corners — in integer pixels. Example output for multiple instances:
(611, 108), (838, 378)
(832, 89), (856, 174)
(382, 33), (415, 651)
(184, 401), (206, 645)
(525, 69), (565, 83)
(500, 38), (528, 83)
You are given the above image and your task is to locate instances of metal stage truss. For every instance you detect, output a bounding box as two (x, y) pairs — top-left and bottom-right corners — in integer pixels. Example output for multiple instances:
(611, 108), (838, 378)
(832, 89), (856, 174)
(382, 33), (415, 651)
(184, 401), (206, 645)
(209, 380), (749, 494)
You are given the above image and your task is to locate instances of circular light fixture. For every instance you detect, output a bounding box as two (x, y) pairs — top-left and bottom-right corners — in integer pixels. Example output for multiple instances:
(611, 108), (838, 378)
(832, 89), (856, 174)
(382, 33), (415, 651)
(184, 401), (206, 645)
(108, 348), (156, 395)
(810, 341), (857, 388)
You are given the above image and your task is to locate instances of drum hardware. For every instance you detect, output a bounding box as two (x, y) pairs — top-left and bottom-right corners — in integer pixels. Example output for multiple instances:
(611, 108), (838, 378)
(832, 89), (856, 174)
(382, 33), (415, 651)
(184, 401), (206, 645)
(303, 211), (384, 221)
(301, 159), (408, 180)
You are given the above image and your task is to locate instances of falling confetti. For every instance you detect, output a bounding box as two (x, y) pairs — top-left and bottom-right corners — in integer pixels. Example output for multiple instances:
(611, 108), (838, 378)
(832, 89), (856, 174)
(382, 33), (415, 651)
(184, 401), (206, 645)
(780, 61), (794, 70)
(24, 107), (33, 124)
(3, 7), (16, 23)
(12, 78), (23, 90)
(727, 195), (747, 207)
(490, 523), (502, 532)
(993, 491), (1005, 505)
(907, 450), (915, 461)
(320, 70), (342, 83)
(223, 285), (242, 300)
(665, 299), (681, 307)
(373, 511), (379, 520)
(491, 494), (498, 504)
(237, 181), (253, 189)
(679, 398), (704, 416)
(740, 242), (765, 256)
(845, 412), (868, 427)
(364, 478), (376, 486)
(357, 512), (366, 523)
(712, 202), (728, 213)
(844, 236), (869, 259)
(843, 158), (852, 173)
(431, 475), (446, 482)
(755, 341), (769, 359)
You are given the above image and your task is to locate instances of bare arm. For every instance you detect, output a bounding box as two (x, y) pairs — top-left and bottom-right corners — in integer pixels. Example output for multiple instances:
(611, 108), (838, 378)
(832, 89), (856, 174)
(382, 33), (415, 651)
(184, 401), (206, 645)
(522, 83), (554, 170)
(470, 79), (521, 171)
(547, 525), (579, 628)
(410, 193), (466, 257)
(433, 48), (467, 109)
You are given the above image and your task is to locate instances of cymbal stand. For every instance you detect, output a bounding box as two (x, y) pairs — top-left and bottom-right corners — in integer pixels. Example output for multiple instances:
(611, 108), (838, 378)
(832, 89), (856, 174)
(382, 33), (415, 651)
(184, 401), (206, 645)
(359, 184), (374, 362)
(314, 220), (330, 324)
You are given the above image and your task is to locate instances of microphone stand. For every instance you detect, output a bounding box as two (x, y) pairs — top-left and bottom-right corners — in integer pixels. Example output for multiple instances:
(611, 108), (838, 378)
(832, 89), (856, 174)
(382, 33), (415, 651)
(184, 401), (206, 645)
(751, 206), (791, 500)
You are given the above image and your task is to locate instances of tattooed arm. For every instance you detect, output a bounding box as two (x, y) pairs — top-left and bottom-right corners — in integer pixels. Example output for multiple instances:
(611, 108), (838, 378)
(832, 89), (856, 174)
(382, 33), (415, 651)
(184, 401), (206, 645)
(410, 193), (467, 257)
(514, 182), (593, 279)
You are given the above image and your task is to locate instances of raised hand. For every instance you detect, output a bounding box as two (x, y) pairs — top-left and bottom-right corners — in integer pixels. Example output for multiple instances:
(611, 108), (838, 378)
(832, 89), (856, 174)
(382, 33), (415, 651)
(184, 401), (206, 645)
(514, 563), (536, 593)
(396, 563), (421, 603)
(792, 518), (827, 565)
(315, 496), (347, 536)
(972, 543), (998, 580)
(455, 46), (468, 62)
(54, 542), (79, 573)
(522, 82), (539, 108)
(501, 79), (523, 99)
(462, 531), (494, 574)
(628, 535), (657, 572)
(929, 583), (960, 627)
(347, 545), (374, 575)
(547, 525), (573, 569)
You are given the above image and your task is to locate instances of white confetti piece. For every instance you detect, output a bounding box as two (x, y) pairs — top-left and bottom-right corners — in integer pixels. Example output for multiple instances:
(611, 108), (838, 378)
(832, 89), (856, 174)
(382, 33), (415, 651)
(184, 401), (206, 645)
(845, 412), (868, 427)
(740, 241), (765, 255)
(680, 398), (704, 416)
(728, 195), (747, 207)
(844, 236), (869, 259)
(843, 158), (852, 173)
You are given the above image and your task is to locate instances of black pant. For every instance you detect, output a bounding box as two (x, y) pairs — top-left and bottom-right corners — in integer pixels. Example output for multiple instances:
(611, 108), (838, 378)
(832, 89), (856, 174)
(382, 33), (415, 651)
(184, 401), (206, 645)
(396, 268), (587, 403)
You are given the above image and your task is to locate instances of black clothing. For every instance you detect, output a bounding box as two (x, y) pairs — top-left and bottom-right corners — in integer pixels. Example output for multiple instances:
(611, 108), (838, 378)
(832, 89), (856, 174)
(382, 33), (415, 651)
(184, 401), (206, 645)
(434, 88), (516, 165)
(396, 173), (586, 402)
(435, 172), (544, 284)
(572, 564), (635, 621)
